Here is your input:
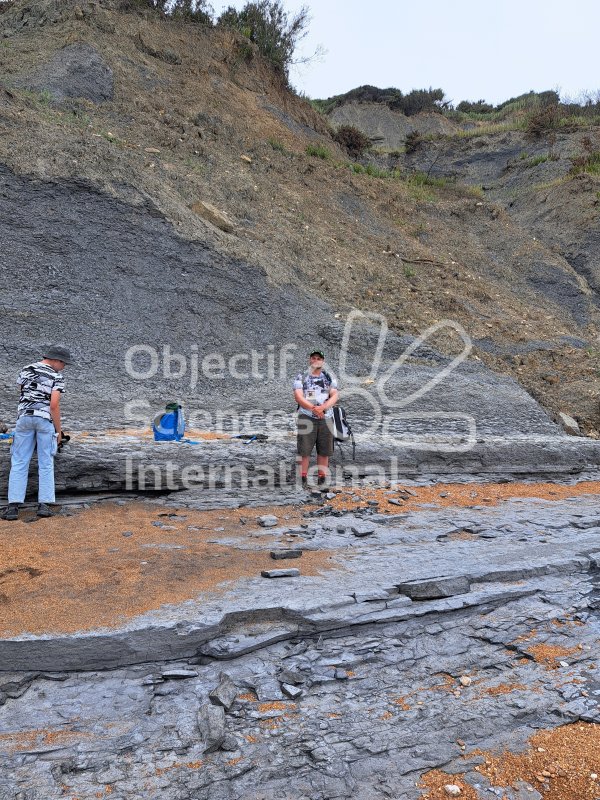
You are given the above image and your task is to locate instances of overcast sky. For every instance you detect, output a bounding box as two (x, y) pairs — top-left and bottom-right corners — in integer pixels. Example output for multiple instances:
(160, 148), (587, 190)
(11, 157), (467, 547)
(210, 0), (599, 106)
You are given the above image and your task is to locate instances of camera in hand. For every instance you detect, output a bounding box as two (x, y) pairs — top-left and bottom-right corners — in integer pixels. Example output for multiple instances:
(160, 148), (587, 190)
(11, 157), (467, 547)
(57, 431), (71, 452)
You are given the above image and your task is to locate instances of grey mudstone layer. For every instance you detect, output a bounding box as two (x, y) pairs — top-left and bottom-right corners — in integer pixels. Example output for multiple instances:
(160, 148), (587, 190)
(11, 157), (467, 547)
(1, 163), (599, 485)
(11, 42), (114, 104)
(2, 431), (600, 503)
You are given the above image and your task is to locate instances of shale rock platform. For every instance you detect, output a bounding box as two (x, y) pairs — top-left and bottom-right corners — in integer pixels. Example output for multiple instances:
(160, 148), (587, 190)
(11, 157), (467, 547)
(2, 486), (600, 799)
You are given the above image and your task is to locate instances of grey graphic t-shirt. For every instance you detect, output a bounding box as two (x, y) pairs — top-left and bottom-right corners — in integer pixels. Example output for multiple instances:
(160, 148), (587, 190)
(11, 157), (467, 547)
(293, 370), (337, 419)
(17, 362), (65, 420)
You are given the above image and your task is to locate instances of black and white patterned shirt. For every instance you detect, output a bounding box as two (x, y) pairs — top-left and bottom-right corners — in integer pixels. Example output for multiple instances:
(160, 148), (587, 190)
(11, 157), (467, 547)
(293, 370), (337, 419)
(17, 362), (65, 420)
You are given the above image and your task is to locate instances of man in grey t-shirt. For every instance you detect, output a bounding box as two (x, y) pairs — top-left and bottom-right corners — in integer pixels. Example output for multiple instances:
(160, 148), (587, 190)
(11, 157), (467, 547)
(3, 345), (71, 521)
(293, 349), (339, 488)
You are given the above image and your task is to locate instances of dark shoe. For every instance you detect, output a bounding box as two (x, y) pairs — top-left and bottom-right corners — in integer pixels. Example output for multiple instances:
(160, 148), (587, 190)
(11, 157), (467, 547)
(3, 503), (20, 521)
(301, 476), (308, 489)
(37, 503), (54, 518)
(317, 475), (329, 489)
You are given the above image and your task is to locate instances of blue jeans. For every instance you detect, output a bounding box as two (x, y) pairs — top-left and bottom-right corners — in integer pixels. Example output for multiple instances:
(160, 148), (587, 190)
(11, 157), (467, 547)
(8, 415), (57, 504)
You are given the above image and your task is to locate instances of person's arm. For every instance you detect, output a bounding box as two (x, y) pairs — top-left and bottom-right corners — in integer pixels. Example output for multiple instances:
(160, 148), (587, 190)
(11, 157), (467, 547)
(294, 388), (324, 417)
(314, 386), (338, 415)
(49, 390), (62, 438)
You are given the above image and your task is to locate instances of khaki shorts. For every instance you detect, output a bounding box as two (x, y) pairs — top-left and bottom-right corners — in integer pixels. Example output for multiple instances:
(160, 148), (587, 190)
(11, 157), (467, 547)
(297, 413), (334, 457)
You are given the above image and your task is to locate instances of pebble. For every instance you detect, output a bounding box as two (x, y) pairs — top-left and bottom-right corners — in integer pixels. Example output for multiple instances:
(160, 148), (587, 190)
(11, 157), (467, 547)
(444, 786), (461, 796)
(258, 515), (278, 528)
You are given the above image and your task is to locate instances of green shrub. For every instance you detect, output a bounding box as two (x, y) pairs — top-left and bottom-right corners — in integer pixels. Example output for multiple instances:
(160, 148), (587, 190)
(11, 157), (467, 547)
(311, 84), (449, 117)
(570, 151), (600, 176)
(525, 104), (561, 139)
(407, 171), (451, 188)
(218, 1), (308, 83)
(524, 154), (549, 168)
(170, 0), (213, 24)
(333, 124), (371, 157)
(268, 137), (286, 152)
(365, 163), (389, 178)
(350, 163), (365, 174)
(120, 0), (212, 20)
(456, 99), (494, 114)
(404, 130), (423, 154)
(306, 143), (331, 159)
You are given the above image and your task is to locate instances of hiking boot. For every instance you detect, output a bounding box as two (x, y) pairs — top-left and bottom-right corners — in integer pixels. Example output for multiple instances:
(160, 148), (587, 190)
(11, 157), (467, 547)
(2, 503), (20, 521)
(37, 503), (54, 518)
(301, 475), (308, 489)
(317, 474), (329, 489)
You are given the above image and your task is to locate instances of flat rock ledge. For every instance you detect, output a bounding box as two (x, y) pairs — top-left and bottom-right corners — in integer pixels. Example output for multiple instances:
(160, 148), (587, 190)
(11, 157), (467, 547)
(2, 432), (600, 498)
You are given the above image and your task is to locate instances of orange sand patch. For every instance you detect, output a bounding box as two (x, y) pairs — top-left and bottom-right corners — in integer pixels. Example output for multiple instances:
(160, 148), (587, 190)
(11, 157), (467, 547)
(476, 683), (528, 698)
(329, 480), (600, 513)
(78, 428), (231, 440)
(0, 728), (93, 754)
(527, 643), (580, 669)
(257, 702), (295, 713)
(421, 723), (600, 800)
(0, 502), (339, 636)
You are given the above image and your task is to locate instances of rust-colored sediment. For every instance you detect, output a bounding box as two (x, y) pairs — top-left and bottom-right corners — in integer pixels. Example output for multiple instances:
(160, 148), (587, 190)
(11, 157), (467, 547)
(78, 428), (231, 440)
(421, 723), (600, 799)
(329, 480), (600, 513)
(1, 480), (599, 637)
(0, 502), (335, 636)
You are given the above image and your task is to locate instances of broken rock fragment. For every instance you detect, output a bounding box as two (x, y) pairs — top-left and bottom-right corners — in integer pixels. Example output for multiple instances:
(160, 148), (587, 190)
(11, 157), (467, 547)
(261, 568), (300, 578)
(257, 515), (278, 528)
(281, 683), (303, 699)
(397, 575), (471, 600)
(190, 201), (234, 233)
(197, 703), (226, 753)
(270, 549), (302, 560)
(208, 672), (238, 711)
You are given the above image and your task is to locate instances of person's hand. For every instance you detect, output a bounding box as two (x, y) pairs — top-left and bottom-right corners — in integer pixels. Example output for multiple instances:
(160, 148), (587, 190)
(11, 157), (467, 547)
(312, 405), (325, 419)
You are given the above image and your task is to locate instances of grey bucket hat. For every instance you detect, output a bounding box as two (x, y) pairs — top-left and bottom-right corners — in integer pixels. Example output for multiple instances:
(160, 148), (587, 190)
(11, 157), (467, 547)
(44, 345), (73, 364)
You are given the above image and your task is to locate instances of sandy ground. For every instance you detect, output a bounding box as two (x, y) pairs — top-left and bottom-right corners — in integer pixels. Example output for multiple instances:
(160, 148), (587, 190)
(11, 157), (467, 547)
(329, 480), (600, 513)
(0, 501), (338, 636)
(2, 480), (600, 637)
(421, 723), (600, 799)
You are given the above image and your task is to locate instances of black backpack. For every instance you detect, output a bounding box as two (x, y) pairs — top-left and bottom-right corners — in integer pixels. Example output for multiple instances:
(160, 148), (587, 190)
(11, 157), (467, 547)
(332, 405), (355, 460)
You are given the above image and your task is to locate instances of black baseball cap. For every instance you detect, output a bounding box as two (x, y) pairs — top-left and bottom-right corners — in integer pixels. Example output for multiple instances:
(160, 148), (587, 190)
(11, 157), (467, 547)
(309, 349), (325, 358)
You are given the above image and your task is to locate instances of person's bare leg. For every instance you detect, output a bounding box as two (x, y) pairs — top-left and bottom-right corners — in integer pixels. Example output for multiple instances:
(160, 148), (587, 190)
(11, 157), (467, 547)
(317, 455), (330, 485)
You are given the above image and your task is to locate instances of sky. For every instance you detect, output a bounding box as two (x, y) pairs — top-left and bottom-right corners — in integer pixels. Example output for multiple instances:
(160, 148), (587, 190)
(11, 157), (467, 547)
(209, 0), (599, 106)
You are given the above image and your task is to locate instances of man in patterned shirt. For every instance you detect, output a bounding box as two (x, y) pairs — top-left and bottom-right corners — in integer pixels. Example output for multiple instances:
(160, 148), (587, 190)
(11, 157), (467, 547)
(293, 349), (339, 489)
(3, 345), (71, 521)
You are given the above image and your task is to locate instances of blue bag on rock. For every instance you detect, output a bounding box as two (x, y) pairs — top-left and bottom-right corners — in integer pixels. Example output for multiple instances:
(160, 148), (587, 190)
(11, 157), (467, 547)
(153, 403), (185, 442)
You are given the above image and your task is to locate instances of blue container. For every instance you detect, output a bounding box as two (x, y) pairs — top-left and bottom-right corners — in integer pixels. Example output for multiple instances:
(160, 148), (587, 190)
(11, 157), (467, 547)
(153, 404), (185, 442)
